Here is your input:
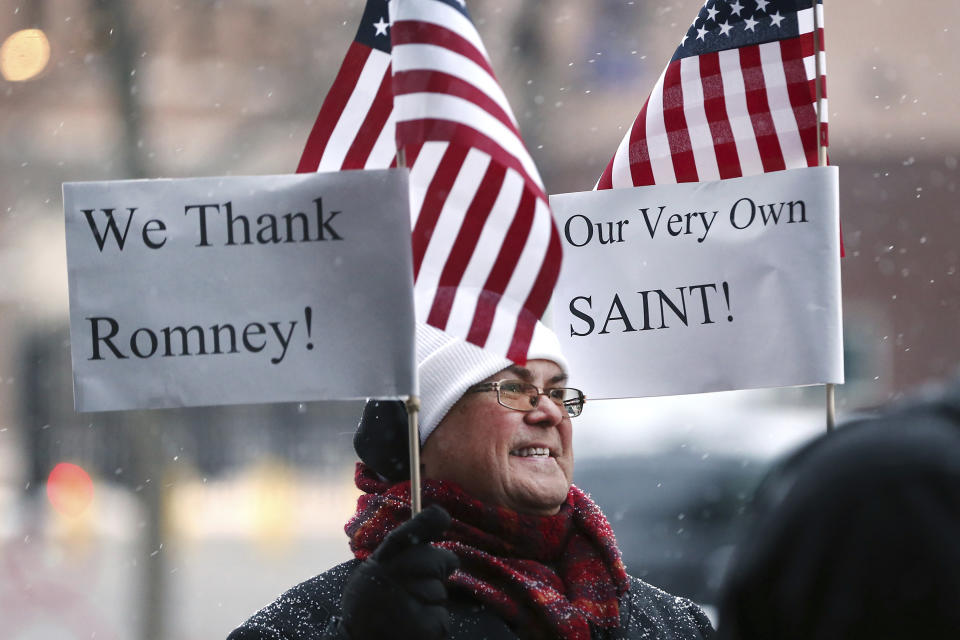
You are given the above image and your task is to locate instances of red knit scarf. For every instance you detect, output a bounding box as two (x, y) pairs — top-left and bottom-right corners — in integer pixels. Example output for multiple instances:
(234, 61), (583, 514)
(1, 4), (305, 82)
(345, 463), (630, 640)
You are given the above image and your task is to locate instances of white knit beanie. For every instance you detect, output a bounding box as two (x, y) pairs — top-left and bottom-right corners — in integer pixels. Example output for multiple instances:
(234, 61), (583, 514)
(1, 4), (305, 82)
(416, 321), (568, 444)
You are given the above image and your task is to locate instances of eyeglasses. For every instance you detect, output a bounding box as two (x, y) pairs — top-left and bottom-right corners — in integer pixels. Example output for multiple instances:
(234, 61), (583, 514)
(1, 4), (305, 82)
(467, 379), (586, 418)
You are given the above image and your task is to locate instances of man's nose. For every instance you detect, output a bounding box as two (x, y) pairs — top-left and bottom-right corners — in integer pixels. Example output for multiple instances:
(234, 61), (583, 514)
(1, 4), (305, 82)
(526, 394), (564, 426)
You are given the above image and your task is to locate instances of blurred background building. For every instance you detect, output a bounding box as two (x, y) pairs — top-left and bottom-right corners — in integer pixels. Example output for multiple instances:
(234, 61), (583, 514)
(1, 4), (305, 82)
(1, 1), (958, 638)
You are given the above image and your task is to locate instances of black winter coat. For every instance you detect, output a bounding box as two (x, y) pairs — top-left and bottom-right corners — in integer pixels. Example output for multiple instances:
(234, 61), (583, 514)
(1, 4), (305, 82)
(228, 559), (714, 640)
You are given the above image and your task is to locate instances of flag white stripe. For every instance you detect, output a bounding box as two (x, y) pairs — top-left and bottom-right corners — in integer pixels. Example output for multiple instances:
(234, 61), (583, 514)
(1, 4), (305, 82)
(609, 126), (634, 189)
(797, 7), (814, 33)
(393, 42), (517, 128)
(759, 42), (806, 168)
(644, 68), (677, 184)
(483, 296), (523, 355)
(718, 48), (764, 176)
(392, 0), (489, 70)
(443, 168), (525, 339)
(803, 51), (827, 82)
(394, 92), (544, 190)
(365, 108), (397, 169)
(317, 50), (391, 172)
(797, 4), (824, 34)
(680, 56), (721, 182)
(408, 141), (448, 226)
(413, 148), (490, 320)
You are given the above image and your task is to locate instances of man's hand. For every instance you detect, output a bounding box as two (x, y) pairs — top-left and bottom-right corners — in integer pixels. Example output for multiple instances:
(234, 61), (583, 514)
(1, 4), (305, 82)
(340, 505), (460, 639)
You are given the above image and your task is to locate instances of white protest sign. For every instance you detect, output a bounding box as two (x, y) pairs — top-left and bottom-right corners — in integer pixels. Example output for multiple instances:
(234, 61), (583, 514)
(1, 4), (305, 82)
(549, 166), (843, 399)
(64, 169), (415, 412)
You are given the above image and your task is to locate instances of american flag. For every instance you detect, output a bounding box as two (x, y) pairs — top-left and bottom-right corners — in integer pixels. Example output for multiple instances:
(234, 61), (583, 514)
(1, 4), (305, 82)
(297, 0), (396, 172)
(299, 0), (561, 363)
(597, 0), (827, 190)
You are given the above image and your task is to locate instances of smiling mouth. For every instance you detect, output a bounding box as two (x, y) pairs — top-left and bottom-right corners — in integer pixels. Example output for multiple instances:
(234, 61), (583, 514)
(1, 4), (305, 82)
(509, 447), (554, 458)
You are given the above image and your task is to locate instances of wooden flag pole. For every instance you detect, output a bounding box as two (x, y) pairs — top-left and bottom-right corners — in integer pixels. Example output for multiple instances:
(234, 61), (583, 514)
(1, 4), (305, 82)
(812, 0), (836, 432)
(406, 395), (423, 515)
(396, 144), (423, 514)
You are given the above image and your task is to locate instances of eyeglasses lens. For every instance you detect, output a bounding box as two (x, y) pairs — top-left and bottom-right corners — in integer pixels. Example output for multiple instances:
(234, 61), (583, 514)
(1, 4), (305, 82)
(556, 389), (584, 417)
(497, 381), (537, 410)
(497, 381), (583, 417)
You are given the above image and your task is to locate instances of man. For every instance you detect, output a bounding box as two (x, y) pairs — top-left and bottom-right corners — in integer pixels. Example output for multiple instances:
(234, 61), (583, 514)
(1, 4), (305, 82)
(229, 323), (714, 639)
(716, 383), (960, 640)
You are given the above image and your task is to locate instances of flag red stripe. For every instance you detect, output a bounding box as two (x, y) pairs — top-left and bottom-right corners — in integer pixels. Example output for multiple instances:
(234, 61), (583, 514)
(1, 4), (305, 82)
(466, 290), (503, 348)
(739, 45), (786, 173)
(699, 52), (742, 180)
(467, 188), (537, 346)
(403, 141), (424, 168)
(797, 31), (815, 57)
(425, 163), (507, 328)
(297, 42), (372, 173)
(410, 143), (470, 278)
(397, 119), (547, 202)
(661, 61), (699, 183)
(393, 69), (516, 136)
(507, 313), (537, 365)
(392, 20), (496, 81)
(810, 74), (828, 101)
(342, 65), (395, 169)
(596, 156), (615, 189)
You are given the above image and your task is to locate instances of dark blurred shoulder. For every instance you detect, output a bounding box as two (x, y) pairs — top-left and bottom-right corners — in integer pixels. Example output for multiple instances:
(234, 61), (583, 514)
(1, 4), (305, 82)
(619, 575), (715, 639)
(226, 560), (360, 640)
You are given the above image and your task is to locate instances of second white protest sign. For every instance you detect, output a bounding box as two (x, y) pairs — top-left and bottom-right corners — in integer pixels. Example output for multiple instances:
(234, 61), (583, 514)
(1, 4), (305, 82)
(549, 166), (843, 399)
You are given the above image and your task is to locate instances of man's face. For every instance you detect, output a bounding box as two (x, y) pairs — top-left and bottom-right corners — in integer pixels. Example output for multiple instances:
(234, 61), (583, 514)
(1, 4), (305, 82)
(421, 359), (574, 516)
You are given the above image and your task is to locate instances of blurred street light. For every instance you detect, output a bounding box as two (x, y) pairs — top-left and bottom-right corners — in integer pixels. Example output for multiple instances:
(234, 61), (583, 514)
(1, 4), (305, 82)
(0, 28), (50, 82)
(47, 462), (94, 517)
